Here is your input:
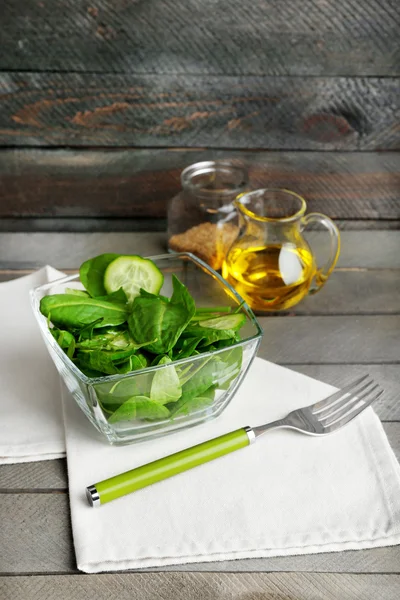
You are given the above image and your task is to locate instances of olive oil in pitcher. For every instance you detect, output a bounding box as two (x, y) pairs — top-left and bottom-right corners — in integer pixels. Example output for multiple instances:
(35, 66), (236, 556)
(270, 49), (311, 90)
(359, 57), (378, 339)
(222, 243), (316, 311)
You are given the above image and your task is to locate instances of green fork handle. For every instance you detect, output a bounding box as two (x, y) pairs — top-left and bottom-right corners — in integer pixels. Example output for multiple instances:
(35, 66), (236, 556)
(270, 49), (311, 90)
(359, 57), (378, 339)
(86, 427), (254, 507)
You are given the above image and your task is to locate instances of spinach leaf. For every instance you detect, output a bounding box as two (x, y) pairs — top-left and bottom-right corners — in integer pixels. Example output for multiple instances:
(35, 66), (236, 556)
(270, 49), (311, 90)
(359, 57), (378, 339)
(77, 329), (155, 353)
(95, 287), (128, 304)
(149, 354), (167, 367)
(40, 294), (128, 328)
(217, 346), (243, 390)
(140, 288), (169, 303)
(128, 296), (175, 354)
(77, 330), (126, 350)
(150, 356), (182, 404)
(170, 274), (196, 314)
(67, 337), (76, 360)
(77, 365), (105, 378)
(77, 318), (105, 341)
(181, 313), (245, 348)
(76, 345), (150, 376)
(211, 337), (240, 349)
(78, 323), (125, 340)
(168, 386), (215, 417)
(65, 288), (90, 297)
(95, 369), (151, 411)
(179, 357), (216, 399)
(194, 306), (232, 315)
(76, 350), (123, 375)
(179, 350), (242, 400)
(112, 356), (138, 374)
(172, 337), (202, 360)
(50, 328), (75, 349)
(130, 353), (149, 370)
(181, 325), (236, 347)
(106, 348), (140, 362)
(128, 275), (195, 354)
(79, 253), (120, 297)
(195, 313), (246, 331)
(108, 396), (170, 423)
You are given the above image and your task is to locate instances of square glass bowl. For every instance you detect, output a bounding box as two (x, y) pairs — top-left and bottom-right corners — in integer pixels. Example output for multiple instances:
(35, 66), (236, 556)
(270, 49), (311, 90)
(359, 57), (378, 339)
(31, 253), (263, 445)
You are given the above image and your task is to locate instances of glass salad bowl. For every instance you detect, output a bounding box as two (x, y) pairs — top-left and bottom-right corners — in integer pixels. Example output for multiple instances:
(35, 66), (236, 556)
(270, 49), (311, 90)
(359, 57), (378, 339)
(31, 253), (263, 445)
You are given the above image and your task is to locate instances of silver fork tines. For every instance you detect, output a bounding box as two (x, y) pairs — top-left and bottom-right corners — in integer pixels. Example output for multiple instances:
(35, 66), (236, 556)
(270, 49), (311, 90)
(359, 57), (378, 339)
(315, 379), (377, 420)
(253, 374), (383, 439)
(311, 374), (369, 414)
(311, 375), (383, 432)
(323, 388), (383, 430)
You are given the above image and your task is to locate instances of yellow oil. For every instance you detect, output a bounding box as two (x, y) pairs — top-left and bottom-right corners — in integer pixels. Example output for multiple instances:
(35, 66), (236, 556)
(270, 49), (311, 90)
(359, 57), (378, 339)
(222, 244), (316, 312)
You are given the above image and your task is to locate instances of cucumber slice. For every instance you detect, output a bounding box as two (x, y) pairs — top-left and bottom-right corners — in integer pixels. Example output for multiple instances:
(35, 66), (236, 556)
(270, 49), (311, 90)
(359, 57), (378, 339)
(197, 313), (246, 331)
(104, 256), (164, 303)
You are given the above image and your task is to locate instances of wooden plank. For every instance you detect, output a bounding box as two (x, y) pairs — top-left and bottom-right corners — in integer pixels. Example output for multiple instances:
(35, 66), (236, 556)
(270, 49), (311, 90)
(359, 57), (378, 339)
(379, 423), (399, 463)
(1, 73), (399, 149)
(1, 149), (399, 219)
(0, 494), (76, 573)
(0, 232), (167, 269)
(1, 493), (400, 574)
(291, 367), (400, 421)
(257, 316), (400, 364)
(1, 218), (400, 234)
(1, 231), (399, 269)
(0, 272), (24, 282)
(1, 573), (400, 600)
(0, 459), (66, 491)
(2, 266), (399, 315)
(1, 422), (396, 491)
(288, 270), (400, 316)
(1, 0), (399, 76)
(0, 218), (168, 233)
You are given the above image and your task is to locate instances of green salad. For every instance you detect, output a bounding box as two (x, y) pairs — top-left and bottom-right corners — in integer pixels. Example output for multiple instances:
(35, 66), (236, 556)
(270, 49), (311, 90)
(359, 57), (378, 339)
(40, 254), (246, 423)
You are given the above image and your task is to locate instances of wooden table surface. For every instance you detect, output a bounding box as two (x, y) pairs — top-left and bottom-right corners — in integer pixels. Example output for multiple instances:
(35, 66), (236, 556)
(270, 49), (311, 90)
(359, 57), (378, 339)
(1, 229), (400, 600)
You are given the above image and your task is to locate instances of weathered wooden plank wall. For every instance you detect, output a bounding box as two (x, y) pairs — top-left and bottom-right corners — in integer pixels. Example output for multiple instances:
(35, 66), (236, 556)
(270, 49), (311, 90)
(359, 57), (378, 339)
(0, 0), (398, 227)
(2, 0), (399, 75)
(1, 150), (399, 220)
(0, 74), (398, 149)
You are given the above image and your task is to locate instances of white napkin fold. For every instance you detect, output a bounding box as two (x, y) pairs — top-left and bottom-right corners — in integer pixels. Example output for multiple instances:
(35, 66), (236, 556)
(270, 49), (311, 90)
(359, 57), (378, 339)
(62, 357), (400, 573)
(0, 267), (66, 464)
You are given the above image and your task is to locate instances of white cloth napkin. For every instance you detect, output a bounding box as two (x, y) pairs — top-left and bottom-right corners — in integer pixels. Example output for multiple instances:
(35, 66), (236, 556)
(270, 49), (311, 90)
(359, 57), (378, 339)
(62, 357), (400, 573)
(0, 267), (66, 464)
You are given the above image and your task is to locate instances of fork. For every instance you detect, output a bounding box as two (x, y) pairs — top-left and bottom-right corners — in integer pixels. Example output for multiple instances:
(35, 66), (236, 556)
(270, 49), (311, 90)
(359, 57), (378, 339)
(86, 374), (383, 507)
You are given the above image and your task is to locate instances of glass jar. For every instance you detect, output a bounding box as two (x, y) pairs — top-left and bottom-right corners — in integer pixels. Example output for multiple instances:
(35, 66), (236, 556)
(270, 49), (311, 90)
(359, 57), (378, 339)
(167, 161), (249, 271)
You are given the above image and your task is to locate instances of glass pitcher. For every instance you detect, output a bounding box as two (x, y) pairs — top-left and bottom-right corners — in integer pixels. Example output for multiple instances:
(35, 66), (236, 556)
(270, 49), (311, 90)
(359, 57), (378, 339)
(222, 188), (340, 312)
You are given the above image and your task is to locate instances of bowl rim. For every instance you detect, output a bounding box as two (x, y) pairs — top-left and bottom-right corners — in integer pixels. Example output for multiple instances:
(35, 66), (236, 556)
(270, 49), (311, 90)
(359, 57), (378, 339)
(30, 252), (263, 385)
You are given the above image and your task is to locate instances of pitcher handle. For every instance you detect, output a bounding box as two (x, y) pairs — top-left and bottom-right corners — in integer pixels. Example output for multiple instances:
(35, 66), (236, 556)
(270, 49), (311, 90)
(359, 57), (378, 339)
(301, 213), (340, 294)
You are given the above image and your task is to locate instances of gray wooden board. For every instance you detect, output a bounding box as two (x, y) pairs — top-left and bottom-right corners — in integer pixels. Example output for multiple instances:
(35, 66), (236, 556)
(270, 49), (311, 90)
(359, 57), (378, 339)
(290, 366), (400, 421)
(0, 231), (399, 268)
(1, 573), (400, 600)
(0, 494), (75, 573)
(1, 73), (399, 149)
(0, 218), (170, 233)
(0, 459), (66, 491)
(257, 315), (400, 364)
(1, 218), (400, 234)
(1, 149), (399, 219)
(1, 423), (397, 492)
(283, 269), (400, 315)
(1, 267), (399, 315)
(1, 489), (400, 575)
(0, 232), (167, 269)
(1, 0), (399, 76)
